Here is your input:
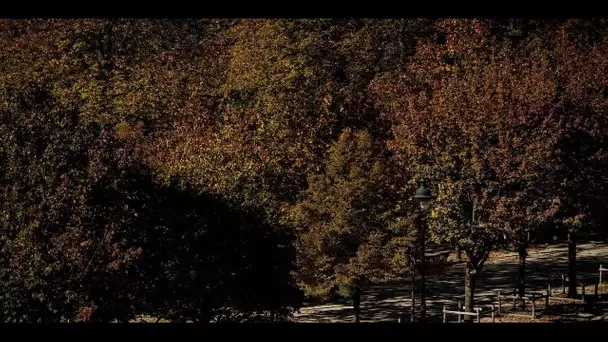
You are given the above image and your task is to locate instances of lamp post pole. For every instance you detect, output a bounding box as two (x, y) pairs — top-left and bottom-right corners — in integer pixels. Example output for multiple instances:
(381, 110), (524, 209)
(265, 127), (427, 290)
(413, 182), (433, 323)
(419, 213), (427, 323)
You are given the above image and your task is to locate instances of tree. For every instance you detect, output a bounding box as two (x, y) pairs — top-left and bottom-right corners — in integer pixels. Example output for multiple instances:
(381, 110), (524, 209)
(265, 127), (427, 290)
(535, 21), (608, 297)
(289, 129), (404, 323)
(371, 19), (566, 319)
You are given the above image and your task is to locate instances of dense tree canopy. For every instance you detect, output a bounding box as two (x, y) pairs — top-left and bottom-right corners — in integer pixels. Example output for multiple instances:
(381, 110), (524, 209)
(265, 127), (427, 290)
(371, 19), (608, 313)
(1, 18), (607, 322)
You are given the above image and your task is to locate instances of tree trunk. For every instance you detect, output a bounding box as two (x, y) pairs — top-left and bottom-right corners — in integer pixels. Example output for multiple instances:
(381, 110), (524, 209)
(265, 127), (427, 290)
(464, 264), (477, 323)
(517, 243), (528, 304)
(353, 286), (361, 323)
(567, 230), (577, 298)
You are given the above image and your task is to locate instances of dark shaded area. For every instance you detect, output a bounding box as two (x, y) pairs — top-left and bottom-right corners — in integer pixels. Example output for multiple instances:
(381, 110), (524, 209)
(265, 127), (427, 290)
(85, 167), (304, 322)
(0, 163), (303, 322)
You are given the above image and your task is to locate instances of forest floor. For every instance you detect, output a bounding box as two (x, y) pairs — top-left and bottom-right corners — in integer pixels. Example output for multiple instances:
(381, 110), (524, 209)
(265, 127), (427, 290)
(295, 241), (608, 323)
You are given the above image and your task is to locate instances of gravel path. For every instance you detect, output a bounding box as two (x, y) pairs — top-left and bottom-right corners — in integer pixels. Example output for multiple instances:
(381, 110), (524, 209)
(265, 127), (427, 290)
(295, 241), (608, 323)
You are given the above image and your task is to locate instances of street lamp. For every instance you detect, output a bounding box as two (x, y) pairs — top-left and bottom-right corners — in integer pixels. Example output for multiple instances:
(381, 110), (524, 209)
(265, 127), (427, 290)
(414, 183), (433, 212)
(412, 182), (434, 323)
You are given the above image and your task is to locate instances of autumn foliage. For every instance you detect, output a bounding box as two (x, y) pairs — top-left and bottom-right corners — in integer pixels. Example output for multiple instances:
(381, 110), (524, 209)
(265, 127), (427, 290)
(0, 19), (607, 322)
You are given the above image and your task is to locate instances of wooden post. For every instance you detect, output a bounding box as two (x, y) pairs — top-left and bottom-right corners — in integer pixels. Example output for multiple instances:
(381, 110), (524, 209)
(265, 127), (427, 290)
(600, 264), (604, 284)
(545, 291), (549, 308)
(562, 274), (566, 294)
(457, 301), (461, 323)
(442, 306), (446, 323)
(595, 282), (599, 303)
(581, 280), (585, 303)
(476, 308), (481, 323)
(547, 281), (551, 297)
(497, 291), (502, 314)
(491, 304), (495, 323)
(411, 288), (415, 322)
(531, 293), (536, 318)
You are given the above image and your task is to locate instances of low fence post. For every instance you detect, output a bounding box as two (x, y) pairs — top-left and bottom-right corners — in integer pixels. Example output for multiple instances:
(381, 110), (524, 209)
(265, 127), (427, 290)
(562, 274), (566, 294)
(497, 291), (502, 314)
(531, 293), (536, 318)
(595, 282), (599, 304)
(457, 301), (462, 323)
(547, 281), (551, 297)
(600, 264), (604, 284)
(442, 306), (446, 323)
(476, 308), (481, 323)
(411, 288), (415, 323)
(491, 304), (495, 323)
(545, 290), (549, 308)
(581, 280), (586, 304)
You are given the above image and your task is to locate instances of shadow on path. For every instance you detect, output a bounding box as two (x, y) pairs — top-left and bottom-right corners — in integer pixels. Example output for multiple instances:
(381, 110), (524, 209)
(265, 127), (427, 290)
(296, 242), (608, 323)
